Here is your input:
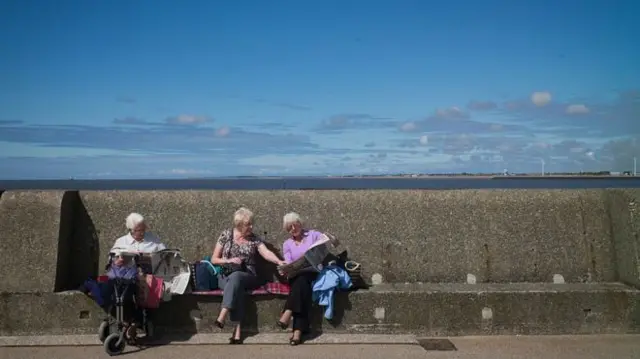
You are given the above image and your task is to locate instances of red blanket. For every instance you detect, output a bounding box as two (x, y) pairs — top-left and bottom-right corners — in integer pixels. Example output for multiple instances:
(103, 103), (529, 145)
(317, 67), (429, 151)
(193, 282), (290, 296)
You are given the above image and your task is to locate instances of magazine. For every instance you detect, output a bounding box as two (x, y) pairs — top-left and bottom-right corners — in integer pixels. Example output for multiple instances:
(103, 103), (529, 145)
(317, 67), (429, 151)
(278, 232), (340, 277)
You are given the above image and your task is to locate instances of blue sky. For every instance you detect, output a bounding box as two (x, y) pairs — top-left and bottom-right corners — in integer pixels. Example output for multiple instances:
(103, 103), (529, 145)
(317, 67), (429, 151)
(1, 0), (639, 178)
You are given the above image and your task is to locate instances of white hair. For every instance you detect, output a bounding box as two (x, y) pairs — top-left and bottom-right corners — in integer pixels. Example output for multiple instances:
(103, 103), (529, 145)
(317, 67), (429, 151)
(233, 207), (254, 228)
(283, 212), (302, 231)
(125, 212), (145, 230)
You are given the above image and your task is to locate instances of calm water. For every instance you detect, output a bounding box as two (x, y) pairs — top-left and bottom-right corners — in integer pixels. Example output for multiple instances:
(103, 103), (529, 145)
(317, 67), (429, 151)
(1, 177), (640, 190)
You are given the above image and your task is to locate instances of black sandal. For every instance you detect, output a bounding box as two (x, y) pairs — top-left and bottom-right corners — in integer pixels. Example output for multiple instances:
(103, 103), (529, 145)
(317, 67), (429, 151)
(229, 336), (243, 345)
(276, 320), (288, 330)
(289, 336), (301, 346)
(214, 320), (224, 329)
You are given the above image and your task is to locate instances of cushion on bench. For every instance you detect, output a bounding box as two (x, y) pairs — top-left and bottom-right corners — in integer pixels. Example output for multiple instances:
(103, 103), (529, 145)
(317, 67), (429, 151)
(97, 275), (291, 296)
(193, 281), (290, 296)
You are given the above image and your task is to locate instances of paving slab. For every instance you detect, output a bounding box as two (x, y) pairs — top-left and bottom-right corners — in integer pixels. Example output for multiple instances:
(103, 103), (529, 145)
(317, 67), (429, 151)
(0, 333), (418, 347)
(1, 335), (639, 359)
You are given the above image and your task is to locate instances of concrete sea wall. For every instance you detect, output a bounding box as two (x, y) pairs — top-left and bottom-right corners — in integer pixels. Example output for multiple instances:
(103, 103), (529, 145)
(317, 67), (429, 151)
(1, 188), (639, 336)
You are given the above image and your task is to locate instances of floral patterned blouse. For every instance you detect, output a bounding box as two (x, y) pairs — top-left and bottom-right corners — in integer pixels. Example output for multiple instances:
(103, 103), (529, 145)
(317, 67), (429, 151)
(216, 229), (263, 275)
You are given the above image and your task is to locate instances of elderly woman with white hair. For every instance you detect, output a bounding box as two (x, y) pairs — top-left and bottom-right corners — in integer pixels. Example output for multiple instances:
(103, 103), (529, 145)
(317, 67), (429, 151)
(276, 212), (325, 346)
(107, 212), (166, 339)
(210, 207), (286, 344)
(111, 212), (167, 253)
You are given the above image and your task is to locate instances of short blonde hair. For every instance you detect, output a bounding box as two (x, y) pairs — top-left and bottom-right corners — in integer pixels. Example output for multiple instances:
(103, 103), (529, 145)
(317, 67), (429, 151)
(234, 207), (254, 228)
(283, 212), (302, 231)
(126, 212), (145, 230)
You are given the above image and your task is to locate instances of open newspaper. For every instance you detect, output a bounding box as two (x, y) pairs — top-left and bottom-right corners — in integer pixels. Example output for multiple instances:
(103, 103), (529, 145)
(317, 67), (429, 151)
(142, 249), (191, 295)
(111, 248), (192, 295)
(277, 232), (340, 278)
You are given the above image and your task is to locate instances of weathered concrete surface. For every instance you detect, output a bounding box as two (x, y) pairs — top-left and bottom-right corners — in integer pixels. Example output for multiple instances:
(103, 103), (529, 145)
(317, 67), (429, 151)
(607, 189), (640, 289)
(2, 188), (640, 337)
(0, 191), (65, 292)
(79, 189), (616, 285)
(3, 335), (640, 359)
(0, 333), (418, 346)
(2, 283), (638, 336)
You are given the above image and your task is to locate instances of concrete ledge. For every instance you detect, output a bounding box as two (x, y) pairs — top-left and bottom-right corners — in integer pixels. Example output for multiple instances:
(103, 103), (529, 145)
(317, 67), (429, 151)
(79, 189), (617, 284)
(0, 191), (65, 292)
(0, 333), (418, 347)
(2, 282), (639, 337)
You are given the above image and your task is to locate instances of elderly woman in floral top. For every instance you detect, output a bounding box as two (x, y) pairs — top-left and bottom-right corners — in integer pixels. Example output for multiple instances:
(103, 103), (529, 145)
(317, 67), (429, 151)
(210, 207), (286, 344)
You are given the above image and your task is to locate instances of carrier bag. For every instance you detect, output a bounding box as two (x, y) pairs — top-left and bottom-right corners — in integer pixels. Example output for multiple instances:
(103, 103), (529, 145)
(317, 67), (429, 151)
(137, 274), (163, 309)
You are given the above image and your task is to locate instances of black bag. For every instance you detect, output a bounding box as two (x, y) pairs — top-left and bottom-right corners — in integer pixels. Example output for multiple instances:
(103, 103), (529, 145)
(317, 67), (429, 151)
(220, 229), (249, 276)
(221, 261), (246, 276)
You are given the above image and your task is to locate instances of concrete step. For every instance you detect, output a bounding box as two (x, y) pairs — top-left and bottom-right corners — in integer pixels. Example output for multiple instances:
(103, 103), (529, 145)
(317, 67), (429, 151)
(0, 333), (419, 346)
(1, 282), (638, 336)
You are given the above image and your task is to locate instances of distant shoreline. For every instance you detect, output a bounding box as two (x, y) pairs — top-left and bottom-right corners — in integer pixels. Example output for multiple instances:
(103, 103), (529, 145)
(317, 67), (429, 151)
(1, 175), (639, 191)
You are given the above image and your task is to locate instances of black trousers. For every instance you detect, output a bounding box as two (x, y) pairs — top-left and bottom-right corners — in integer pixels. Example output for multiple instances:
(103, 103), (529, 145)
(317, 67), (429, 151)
(283, 271), (317, 331)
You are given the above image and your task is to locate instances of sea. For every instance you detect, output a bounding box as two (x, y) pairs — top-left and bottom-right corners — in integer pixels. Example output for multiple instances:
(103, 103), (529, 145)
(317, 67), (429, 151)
(2, 176), (640, 191)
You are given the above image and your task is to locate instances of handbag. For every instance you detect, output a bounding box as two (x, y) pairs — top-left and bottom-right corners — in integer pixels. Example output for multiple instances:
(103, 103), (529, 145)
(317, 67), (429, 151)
(221, 262), (246, 276)
(194, 260), (220, 290)
(221, 229), (247, 276)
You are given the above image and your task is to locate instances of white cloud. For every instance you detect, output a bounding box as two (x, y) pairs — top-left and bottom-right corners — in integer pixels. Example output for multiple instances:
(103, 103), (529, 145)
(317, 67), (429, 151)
(166, 168), (214, 175)
(419, 135), (428, 145)
(216, 126), (230, 137)
(531, 91), (552, 107)
(432, 106), (467, 120)
(400, 121), (417, 132)
(566, 104), (590, 114)
(166, 114), (211, 125)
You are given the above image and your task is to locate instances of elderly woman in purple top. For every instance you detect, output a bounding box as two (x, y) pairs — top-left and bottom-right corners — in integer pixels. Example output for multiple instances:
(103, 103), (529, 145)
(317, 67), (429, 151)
(276, 212), (324, 345)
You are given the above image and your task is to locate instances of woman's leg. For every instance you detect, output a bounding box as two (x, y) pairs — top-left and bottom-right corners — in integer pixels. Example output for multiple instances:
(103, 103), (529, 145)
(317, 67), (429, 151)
(217, 271), (257, 338)
(285, 272), (316, 343)
(278, 274), (304, 327)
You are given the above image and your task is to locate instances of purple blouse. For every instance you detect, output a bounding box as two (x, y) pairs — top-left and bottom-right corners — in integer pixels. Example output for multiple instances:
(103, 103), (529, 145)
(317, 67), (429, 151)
(282, 229), (323, 263)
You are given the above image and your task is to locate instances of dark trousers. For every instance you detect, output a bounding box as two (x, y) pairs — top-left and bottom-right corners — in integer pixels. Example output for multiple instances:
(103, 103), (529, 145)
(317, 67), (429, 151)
(283, 271), (317, 331)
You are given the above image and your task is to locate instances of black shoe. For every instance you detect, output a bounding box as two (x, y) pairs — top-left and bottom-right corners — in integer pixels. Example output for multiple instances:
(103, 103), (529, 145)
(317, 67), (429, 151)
(229, 337), (243, 345)
(289, 337), (301, 346)
(276, 320), (288, 330)
(214, 320), (224, 329)
(289, 334), (303, 346)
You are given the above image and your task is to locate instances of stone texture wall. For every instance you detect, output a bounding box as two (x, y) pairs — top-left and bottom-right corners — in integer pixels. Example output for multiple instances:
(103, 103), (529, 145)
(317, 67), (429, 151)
(0, 189), (625, 291)
(607, 189), (640, 289)
(0, 191), (64, 292)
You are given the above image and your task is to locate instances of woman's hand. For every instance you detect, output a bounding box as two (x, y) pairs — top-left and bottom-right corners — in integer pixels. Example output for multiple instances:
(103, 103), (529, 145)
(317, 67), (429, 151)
(227, 257), (243, 265)
(277, 260), (288, 276)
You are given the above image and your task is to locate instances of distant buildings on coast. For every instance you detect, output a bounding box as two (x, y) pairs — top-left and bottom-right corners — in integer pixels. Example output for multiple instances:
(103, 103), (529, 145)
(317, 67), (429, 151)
(333, 171), (637, 178)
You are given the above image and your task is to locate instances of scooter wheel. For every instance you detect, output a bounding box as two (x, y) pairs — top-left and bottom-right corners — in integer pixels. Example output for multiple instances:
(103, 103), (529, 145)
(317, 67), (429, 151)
(98, 321), (110, 343)
(104, 333), (126, 356)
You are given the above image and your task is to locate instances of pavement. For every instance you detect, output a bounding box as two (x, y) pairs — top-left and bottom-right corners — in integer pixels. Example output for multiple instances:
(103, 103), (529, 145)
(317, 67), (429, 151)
(0, 334), (639, 359)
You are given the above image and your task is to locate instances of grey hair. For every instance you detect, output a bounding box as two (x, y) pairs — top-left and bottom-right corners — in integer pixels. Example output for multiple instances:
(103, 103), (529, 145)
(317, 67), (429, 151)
(125, 212), (145, 230)
(233, 207), (254, 228)
(283, 212), (302, 231)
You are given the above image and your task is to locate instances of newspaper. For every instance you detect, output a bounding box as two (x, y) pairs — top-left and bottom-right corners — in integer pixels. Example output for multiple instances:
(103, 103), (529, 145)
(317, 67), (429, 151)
(166, 272), (191, 295)
(139, 249), (192, 295)
(278, 232), (339, 277)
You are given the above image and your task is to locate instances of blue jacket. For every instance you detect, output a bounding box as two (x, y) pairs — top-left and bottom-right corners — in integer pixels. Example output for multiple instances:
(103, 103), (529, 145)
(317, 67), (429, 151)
(312, 265), (352, 320)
